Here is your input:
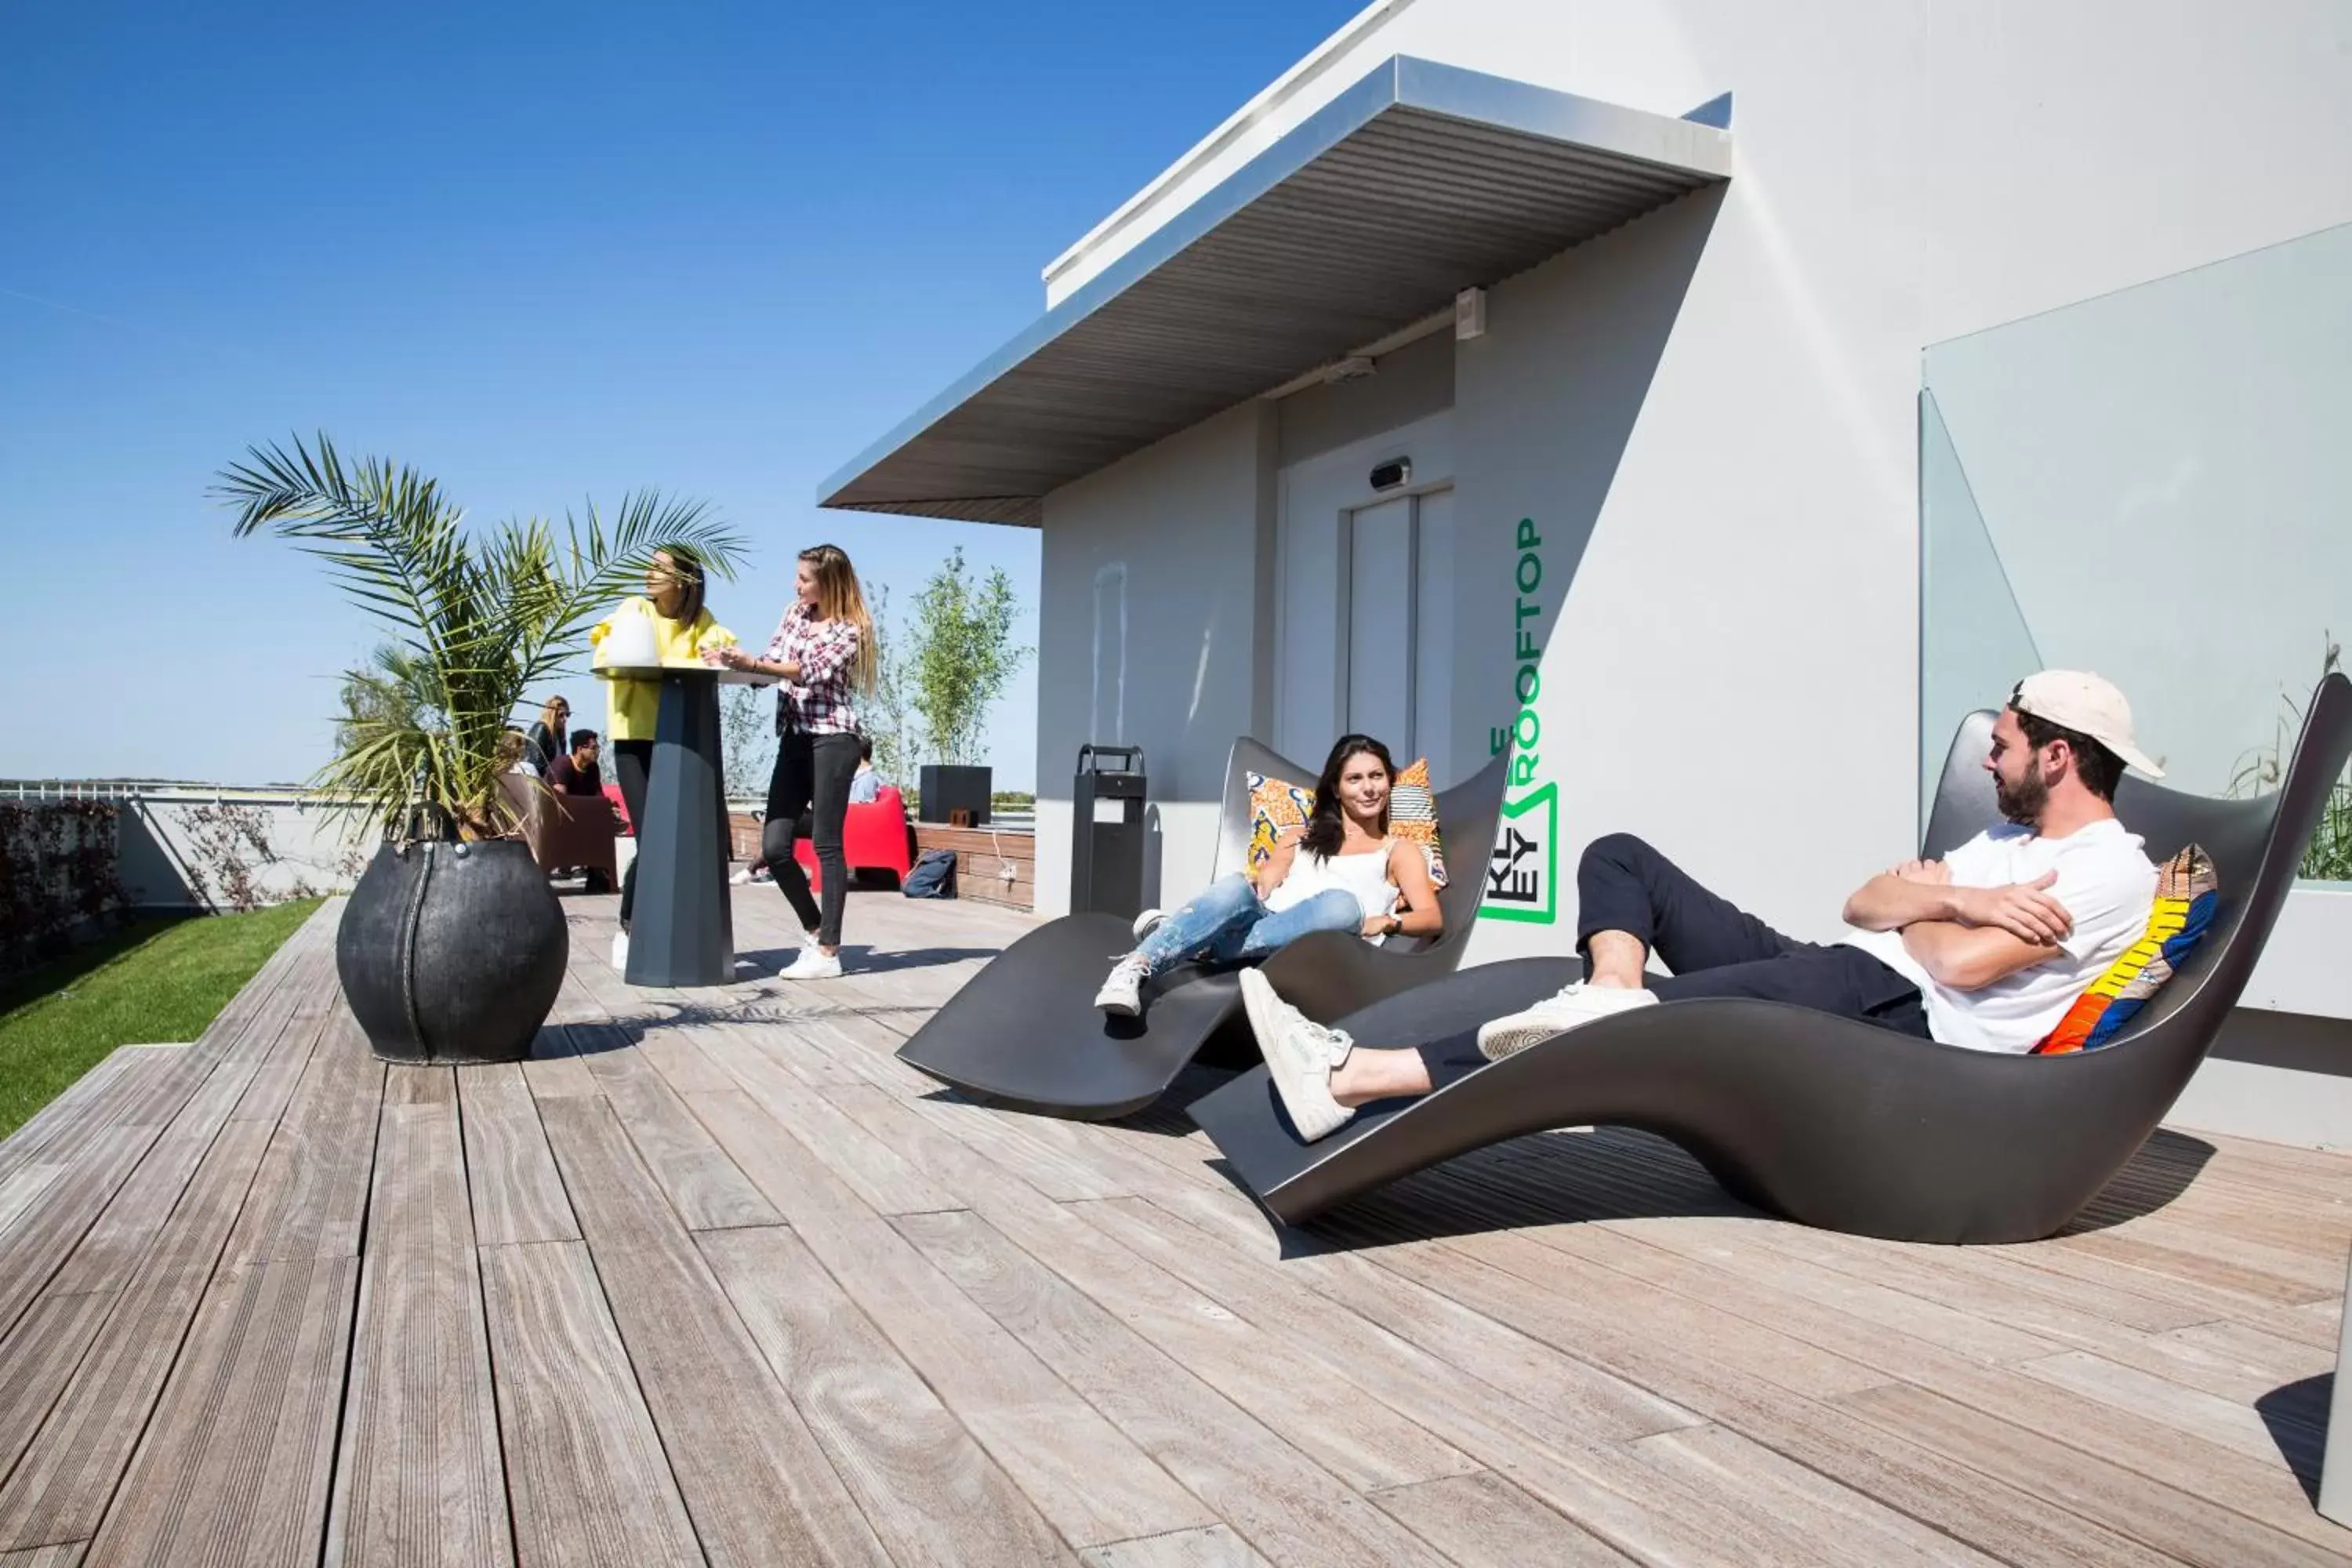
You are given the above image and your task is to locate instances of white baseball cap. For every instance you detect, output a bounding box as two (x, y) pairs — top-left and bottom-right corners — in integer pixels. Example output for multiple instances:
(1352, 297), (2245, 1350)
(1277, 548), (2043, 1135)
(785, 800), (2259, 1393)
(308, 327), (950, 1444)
(2010, 670), (2164, 779)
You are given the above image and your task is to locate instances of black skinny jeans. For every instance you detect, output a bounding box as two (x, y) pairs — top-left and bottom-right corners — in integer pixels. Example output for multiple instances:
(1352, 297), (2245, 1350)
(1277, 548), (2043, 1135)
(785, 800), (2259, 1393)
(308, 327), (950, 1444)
(764, 731), (862, 948)
(1574, 833), (1928, 1022)
(1417, 833), (1927, 1089)
(613, 739), (652, 927)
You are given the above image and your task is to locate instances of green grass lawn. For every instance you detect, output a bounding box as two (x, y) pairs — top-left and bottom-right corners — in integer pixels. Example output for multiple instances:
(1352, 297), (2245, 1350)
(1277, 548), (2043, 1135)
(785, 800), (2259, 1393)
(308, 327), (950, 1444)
(0, 899), (324, 1140)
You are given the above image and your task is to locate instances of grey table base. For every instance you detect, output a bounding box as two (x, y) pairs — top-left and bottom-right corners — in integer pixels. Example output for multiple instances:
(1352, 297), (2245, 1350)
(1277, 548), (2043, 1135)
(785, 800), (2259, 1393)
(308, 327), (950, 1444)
(623, 670), (735, 988)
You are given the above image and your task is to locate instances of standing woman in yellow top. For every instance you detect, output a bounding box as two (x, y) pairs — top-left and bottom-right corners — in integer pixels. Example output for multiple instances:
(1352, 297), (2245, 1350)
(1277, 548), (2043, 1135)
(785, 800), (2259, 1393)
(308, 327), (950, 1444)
(590, 546), (735, 971)
(704, 543), (875, 979)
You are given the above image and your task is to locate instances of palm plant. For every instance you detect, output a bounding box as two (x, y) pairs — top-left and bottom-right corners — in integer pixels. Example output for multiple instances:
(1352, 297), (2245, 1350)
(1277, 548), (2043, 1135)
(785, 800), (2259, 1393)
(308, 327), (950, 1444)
(218, 434), (746, 841)
(336, 643), (441, 759)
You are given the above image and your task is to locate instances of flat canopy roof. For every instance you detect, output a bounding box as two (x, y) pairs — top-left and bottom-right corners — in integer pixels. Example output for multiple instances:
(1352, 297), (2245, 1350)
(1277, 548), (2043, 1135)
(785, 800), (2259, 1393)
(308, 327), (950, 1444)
(819, 56), (1733, 527)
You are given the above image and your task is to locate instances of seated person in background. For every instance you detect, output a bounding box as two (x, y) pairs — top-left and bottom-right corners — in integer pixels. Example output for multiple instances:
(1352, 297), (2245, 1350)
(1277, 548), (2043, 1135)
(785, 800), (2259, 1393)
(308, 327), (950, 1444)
(1242, 672), (2164, 1142)
(550, 729), (604, 796)
(1094, 734), (1442, 1018)
(849, 737), (883, 804)
(496, 729), (535, 775)
(525, 695), (570, 777)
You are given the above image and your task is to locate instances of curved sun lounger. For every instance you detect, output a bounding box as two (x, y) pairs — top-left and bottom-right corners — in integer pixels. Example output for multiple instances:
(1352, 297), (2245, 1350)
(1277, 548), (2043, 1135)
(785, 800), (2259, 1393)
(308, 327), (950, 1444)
(1189, 674), (2352, 1242)
(894, 739), (1511, 1120)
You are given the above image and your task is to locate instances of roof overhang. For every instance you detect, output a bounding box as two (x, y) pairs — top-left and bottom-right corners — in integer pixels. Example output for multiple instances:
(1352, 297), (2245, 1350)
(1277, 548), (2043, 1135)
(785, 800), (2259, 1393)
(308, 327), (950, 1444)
(818, 55), (1734, 527)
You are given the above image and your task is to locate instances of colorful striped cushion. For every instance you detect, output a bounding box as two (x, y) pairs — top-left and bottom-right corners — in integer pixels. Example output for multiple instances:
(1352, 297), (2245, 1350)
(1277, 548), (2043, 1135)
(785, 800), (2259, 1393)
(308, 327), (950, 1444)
(2034, 844), (2219, 1054)
(1388, 757), (1448, 887)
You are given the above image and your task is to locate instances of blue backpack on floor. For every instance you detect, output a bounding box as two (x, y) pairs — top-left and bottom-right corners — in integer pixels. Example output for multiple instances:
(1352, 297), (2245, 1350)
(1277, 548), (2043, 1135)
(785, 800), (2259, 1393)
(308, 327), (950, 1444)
(902, 849), (958, 899)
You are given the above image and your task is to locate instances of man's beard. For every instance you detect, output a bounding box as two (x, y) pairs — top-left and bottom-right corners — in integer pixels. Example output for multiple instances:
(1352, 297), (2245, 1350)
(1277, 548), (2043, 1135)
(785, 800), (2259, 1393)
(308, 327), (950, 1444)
(1995, 758), (2049, 826)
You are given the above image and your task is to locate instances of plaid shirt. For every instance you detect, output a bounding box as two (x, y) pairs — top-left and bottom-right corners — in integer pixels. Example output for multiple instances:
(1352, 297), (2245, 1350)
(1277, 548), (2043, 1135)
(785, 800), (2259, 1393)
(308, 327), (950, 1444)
(764, 602), (862, 735)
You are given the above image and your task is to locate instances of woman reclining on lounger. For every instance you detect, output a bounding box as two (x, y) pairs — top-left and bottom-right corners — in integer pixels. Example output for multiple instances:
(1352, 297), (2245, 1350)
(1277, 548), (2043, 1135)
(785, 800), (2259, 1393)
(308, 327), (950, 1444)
(1094, 734), (1443, 1017)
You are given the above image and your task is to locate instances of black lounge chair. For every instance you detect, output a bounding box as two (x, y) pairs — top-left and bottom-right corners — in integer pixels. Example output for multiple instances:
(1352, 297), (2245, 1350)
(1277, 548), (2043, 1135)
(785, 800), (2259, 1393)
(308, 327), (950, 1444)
(1190, 674), (2352, 1242)
(894, 739), (1511, 1120)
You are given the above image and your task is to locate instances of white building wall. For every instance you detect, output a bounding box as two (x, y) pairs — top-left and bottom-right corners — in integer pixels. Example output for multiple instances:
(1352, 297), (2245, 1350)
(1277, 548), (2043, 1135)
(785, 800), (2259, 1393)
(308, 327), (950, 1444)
(1033, 403), (1278, 918)
(1439, 0), (2352, 960)
(113, 790), (366, 910)
(1037, 0), (2352, 961)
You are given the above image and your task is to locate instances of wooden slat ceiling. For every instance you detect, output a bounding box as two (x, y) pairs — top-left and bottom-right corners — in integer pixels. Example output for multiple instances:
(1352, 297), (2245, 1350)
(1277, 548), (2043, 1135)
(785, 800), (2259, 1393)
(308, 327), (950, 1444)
(820, 58), (1733, 527)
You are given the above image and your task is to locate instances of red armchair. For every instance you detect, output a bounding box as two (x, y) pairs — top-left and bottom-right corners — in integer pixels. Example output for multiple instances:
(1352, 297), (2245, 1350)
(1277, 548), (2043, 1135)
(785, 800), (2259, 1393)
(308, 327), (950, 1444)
(791, 785), (916, 887)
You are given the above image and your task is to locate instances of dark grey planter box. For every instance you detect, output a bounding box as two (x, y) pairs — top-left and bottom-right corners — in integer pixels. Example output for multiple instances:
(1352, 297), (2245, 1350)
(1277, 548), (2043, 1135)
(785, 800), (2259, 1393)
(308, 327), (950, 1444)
(917, 765), (992, 826)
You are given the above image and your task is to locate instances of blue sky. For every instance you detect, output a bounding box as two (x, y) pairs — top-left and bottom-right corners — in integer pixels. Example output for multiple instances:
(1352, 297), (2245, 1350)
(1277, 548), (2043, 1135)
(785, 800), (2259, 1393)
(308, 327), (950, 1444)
(0, 0), (1364, 790)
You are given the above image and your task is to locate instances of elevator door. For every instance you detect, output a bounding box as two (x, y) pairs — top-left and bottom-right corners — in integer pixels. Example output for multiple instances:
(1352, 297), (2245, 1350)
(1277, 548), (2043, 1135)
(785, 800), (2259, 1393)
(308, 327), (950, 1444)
(1276, 474), (1454, 783)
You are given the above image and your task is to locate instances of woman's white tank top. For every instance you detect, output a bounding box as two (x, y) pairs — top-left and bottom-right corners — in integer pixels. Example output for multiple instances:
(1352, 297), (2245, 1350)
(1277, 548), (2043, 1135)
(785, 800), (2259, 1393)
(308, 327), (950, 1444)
(1262, 840), (1399, 920)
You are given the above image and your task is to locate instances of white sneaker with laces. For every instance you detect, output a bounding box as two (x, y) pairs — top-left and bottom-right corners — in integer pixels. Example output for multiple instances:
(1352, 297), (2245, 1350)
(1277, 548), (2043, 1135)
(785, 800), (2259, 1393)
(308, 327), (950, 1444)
(1130, 908), (1167, 943)
(1476, 980), (1657, 1062)
(782, 946), (843, 981)
(611, 930), (630, 971)
(1094, 956), (1149, 1017)
(1240, 969), (1356, 1143)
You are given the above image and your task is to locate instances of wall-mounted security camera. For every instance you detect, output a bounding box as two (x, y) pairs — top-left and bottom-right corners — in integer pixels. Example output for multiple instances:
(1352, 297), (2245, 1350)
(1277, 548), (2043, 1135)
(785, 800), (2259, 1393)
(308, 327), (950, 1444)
(1369, 458), (1411, 492)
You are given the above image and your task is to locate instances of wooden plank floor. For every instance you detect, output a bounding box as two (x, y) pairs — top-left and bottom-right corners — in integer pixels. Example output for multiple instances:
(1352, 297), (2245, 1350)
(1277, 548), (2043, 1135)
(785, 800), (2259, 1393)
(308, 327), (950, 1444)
(0, 890), (2347, 1565)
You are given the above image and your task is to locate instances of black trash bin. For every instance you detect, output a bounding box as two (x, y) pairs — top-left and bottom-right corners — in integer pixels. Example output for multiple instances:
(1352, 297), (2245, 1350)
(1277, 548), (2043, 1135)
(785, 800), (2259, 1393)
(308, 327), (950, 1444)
(1070, 744), (1147, 920)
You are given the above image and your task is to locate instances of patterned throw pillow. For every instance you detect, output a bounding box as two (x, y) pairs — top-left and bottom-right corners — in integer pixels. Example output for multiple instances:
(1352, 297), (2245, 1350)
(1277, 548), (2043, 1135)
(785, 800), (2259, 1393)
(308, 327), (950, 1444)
(1245, 771), (1315, 872)
(1388, 757), (1448, 888)
(2034, 844), (2220, 1054)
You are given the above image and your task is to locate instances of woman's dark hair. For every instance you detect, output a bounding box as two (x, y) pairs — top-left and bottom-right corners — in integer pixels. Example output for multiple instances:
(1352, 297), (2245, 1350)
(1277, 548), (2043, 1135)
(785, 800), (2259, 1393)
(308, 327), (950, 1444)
(859, 736), (874, 763)
(1300, 734), (1395, 859)
(655, 545), (707, 626)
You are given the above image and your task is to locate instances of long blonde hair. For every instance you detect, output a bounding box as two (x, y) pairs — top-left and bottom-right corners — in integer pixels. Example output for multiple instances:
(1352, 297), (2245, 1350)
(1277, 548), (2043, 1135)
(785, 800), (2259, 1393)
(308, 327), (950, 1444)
(801, 543), (877, 695)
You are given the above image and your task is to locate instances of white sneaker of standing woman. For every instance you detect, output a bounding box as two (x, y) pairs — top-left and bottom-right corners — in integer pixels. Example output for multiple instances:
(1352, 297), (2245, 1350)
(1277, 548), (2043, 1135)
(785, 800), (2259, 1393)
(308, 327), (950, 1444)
(783, 931), (843, 980)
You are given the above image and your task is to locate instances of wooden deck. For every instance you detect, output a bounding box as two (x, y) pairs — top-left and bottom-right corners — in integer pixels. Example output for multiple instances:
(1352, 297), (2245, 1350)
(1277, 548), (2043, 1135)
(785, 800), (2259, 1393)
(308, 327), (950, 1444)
(1, 891), (2347, 1566)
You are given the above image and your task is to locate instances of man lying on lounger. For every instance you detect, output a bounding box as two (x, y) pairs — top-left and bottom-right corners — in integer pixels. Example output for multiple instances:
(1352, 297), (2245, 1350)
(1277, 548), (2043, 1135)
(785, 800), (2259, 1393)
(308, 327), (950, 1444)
(1240, 671), (2165, 1143)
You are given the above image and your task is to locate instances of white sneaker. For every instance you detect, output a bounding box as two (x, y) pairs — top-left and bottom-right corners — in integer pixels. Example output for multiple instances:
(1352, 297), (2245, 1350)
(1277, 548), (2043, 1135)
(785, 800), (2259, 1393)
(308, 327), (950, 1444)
(782, 946), (843, 981)
(611, 930), (630, 971)
(1240, 970), (1356, 1143)
(729, 867), (756, 887)
(1131, 908), (1167, 943)
(1476, 981), (1657, 1062)
(1094, 956), (1149, 1017)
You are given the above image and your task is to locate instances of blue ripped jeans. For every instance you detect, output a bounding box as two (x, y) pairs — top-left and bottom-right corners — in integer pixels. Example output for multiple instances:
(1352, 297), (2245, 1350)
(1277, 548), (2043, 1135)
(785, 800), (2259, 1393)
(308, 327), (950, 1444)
(1131, 873), (1364, 976)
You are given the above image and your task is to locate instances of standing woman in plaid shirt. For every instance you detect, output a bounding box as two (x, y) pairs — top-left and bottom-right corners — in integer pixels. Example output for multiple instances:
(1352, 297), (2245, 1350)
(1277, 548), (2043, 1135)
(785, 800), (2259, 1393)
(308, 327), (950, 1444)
(706, 543), (877, 978)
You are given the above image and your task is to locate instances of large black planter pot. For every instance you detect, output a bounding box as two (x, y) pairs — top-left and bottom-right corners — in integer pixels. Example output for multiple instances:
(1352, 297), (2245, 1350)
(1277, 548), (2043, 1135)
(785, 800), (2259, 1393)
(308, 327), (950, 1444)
(337, 839), (568, 1064)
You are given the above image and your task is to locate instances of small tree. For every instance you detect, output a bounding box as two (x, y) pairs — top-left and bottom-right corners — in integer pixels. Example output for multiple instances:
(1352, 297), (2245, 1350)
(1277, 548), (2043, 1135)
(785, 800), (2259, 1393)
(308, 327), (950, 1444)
(905, 549), (1029, 768)
(337, 644), (441, 759)
(860, 579), (920, 786)
(720, 685), (776, 801)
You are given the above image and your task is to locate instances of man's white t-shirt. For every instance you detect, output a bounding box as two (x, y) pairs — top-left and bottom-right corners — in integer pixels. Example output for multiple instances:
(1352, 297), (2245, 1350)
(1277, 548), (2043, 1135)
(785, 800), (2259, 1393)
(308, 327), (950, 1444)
(1839, 818), (2157, 1054)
